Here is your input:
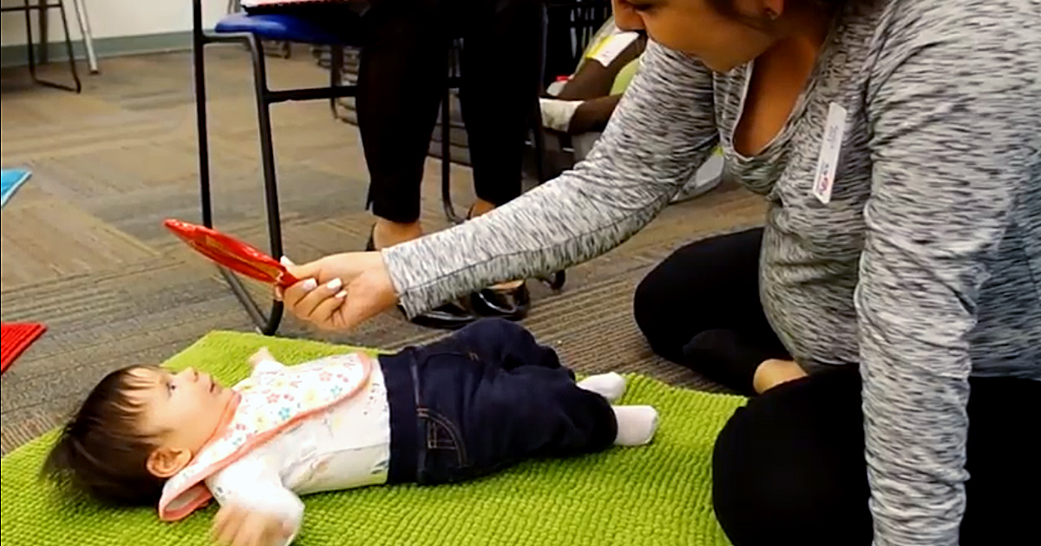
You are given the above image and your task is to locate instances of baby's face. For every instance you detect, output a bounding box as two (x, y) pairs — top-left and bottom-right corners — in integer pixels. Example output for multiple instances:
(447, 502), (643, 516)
(129, 367), (236, 457)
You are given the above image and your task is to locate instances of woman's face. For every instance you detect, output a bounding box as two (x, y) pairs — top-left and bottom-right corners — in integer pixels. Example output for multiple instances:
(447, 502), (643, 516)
(613, 0), (780, 72)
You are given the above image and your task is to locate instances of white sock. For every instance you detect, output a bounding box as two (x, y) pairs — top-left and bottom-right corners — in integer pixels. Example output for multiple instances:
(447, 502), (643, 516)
(577, 372), (626, 403)
(612, 405), (659, 446)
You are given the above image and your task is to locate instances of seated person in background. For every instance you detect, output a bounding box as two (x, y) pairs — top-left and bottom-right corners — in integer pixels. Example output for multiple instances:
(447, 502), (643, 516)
(539, 21), (647, 136)
(244, 0), (544, 328)
(42, 319), (658, 546)
(539, 18), (722, 203)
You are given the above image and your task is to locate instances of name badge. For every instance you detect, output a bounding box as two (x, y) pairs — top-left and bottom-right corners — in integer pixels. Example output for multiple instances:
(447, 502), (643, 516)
(812, 102), (847, 205)
(588, 32), (639, 68)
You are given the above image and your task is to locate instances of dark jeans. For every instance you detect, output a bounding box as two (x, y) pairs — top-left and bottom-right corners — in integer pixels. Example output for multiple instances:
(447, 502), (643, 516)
(382, 318), (617, 485)
(352, 0), (543, 223)
(633, 227), (789, 395)
(713, 367), (1039, 545)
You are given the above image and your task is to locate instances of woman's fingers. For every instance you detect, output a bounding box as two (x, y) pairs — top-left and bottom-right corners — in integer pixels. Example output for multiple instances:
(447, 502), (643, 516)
(337, 269), (401, 331)
(274, 254), (357, 304)
(277, 251), (399, 331)
(309, 287), (349, 330)
(281, 278), (318, 309)
(291, 278), (345, 321)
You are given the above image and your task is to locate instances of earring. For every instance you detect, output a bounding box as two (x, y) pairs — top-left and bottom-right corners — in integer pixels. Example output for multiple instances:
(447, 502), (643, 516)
(765, 7), (779, 20)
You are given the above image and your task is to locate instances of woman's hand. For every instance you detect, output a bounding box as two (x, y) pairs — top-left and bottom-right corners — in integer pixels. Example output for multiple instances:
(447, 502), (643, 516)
(276, 252), (399, 331)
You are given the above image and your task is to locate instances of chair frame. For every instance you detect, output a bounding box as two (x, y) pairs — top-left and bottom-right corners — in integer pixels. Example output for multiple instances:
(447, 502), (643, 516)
(0, 0), (82, 92)
(193, 0), (365, 334)
(192, 0), (555, 335)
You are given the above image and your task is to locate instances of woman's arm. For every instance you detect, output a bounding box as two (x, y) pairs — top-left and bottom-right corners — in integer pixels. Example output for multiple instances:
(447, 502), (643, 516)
(383, 41), (719, 317)
(858, 3), (1036, 544)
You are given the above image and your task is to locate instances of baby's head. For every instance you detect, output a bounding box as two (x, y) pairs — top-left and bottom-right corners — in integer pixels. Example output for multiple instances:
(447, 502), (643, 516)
(43, 365), (236, 506)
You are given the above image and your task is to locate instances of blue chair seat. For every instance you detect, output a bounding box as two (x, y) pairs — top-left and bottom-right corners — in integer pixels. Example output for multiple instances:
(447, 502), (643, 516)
(214, 13), (346, 45)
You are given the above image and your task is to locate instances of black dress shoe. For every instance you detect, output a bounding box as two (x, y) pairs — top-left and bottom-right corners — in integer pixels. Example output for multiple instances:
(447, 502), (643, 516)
(367, 226), (477, 330)
(405, 300), (477, 330)
(461, 208), (531, 321)
(470, 281), (531, 321)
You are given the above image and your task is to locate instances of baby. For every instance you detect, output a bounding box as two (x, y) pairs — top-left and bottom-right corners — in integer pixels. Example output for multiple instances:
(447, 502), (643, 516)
(43, 318), (659, 546)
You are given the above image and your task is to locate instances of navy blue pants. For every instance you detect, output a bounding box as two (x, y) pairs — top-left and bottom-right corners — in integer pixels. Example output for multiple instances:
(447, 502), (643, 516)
(382, 319), (618, 484)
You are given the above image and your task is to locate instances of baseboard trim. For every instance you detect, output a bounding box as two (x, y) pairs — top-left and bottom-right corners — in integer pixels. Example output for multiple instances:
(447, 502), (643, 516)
(1, 31), (193, 69)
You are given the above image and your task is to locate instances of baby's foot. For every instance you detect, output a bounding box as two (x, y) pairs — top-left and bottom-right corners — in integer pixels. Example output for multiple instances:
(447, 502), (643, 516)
(577, 372), (627, 402)
(612, 405), (659, 446)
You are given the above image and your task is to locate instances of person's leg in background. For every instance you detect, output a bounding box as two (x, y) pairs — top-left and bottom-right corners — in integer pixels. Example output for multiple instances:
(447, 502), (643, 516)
(456, 0), (545, 319)
(711, 367), (1039, 546)
(458, 0), (542, 217)
(357, 0), (446, 247)
(632, 227), (793, 395)
(539, 29), (645, 134)
(355, 0), (477, 328)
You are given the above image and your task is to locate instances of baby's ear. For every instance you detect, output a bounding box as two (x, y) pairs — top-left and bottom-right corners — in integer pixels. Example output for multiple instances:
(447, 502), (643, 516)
(146, 447), (193, 478)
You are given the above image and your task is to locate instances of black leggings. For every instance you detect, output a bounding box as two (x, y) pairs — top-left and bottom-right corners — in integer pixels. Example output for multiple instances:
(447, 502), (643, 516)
(634, 228), (1038, 544)
(633, 227), (788, 395)
(713, 367), (1038, 545)
(354, 0), (543, 223)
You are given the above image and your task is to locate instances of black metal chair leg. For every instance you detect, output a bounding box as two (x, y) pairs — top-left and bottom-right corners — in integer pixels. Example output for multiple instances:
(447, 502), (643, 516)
(20, 0), (81, 93)
(55, 0), (81, 93)
(329, 46), (349, 121)
(22, 0), (36, 78)
(441, 85), (463, 225)
(193, 12), (214, 228)
(241, 34), (286, 335)
(194, 27), (284, 335)
(530, 96), (547, 184)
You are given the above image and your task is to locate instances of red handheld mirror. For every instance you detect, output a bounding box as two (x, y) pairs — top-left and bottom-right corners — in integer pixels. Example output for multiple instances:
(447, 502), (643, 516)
(163, 219), (299, 288)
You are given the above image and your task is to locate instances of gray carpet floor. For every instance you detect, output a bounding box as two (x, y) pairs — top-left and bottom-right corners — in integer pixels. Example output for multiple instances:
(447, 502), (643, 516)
(0, 47), (765, 455)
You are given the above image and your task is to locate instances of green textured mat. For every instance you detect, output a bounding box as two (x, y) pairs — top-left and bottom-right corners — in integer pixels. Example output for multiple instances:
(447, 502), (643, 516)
(1, 331), (746, 546)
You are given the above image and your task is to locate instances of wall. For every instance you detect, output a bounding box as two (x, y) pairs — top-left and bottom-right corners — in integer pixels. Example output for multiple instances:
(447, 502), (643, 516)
(0, 0), (228, 46)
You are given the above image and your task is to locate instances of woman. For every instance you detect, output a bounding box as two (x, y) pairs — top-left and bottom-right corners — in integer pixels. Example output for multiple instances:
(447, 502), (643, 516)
(329, 0), (545, 328)
(277, 0), (1040, 544)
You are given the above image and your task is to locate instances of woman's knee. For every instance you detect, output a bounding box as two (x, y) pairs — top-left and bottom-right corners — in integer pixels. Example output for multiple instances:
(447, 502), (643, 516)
(632, 266), (668, 338)
(711, 375), (871, 545)
(631, 246), (710, 353)
(635, 229), (767, 355)
(712, 411), (842, 545)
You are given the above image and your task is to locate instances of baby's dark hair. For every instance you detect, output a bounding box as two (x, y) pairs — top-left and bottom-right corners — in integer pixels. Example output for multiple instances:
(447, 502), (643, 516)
(41, 365), (165, 506)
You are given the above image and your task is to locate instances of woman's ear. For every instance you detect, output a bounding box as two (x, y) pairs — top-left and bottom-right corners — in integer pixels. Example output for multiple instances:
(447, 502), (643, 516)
(146, 447), (193, 478)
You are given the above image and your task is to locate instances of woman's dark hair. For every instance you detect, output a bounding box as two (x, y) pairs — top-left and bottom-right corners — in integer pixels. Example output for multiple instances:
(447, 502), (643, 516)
(41, 366), (166, 506)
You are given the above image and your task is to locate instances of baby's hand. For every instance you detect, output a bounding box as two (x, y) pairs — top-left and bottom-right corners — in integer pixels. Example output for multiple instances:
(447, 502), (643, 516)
(212, 504), (293, 546)
(249, 347), (275, 369)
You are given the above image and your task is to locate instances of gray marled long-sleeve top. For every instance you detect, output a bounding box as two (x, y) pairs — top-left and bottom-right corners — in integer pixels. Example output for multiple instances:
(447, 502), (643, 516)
(383, 0), (1041, 543)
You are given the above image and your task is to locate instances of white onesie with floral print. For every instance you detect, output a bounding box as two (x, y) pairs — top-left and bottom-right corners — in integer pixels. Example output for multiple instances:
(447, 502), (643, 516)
(203, 357), (391, 545)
